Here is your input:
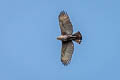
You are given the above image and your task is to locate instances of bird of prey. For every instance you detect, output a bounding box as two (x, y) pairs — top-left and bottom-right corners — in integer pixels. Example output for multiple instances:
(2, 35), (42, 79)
(57, 11), (82, 66)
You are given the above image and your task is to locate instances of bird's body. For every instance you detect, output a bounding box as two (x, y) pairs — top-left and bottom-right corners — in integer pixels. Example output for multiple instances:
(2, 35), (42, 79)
(57, 35), (76, 41)
(57, 11), (82, 65)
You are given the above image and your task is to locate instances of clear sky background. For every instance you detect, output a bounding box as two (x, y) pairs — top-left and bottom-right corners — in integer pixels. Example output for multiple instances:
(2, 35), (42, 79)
(0, 0), (120, 80)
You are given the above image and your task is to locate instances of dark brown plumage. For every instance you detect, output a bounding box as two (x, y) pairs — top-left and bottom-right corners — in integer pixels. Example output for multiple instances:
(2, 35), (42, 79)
(57, 11), (82, 66)
(59, 11), (73, 35)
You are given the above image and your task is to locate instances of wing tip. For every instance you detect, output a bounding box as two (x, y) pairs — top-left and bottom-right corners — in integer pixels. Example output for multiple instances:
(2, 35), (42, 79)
(59, 10), (68, 17)
(61, 58), (71, 66)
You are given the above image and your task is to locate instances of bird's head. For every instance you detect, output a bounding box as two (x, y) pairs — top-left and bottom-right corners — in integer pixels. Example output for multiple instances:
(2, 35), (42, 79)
(57, 35), (64, 40)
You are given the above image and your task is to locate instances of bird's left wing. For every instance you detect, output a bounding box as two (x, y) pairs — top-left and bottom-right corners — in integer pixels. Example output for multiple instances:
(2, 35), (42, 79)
(58, 11), (73, 35)
(61, 41), (74, 65)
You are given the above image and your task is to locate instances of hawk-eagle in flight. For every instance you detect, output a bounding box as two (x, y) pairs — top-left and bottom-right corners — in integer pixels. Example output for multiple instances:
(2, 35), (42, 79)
(57, 11), (82, 66)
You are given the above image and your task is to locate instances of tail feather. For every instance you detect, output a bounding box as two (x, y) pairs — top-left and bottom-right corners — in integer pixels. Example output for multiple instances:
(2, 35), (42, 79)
(72, 31), (82, 44)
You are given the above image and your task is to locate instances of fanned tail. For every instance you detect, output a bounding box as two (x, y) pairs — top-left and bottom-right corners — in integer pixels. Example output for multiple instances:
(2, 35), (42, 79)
(72, 31), (82, 44)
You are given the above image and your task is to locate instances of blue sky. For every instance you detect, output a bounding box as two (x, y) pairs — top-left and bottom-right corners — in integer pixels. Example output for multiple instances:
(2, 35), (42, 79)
(0, 0), (120, 80)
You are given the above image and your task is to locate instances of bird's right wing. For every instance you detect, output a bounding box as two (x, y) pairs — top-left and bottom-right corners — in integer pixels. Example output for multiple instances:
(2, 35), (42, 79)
(61, 41), (74, 65)
(58, 11), (73, 35)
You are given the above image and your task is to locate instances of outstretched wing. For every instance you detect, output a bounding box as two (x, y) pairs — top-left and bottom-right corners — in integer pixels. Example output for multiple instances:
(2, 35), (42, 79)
(61, 41), (74, 65)
(58, 11), (73, 35)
